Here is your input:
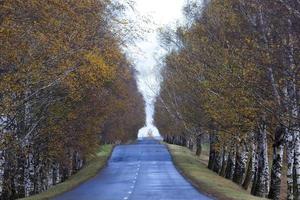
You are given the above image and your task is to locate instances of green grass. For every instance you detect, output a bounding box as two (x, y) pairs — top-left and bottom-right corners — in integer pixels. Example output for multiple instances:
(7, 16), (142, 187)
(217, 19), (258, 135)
(21, 145), (113, 200)
(167, 144), (266, 200)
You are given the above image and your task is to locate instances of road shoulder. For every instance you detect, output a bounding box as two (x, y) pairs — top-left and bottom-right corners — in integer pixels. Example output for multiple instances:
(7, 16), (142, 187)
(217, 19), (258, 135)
(20, 145), (113, 200)
(166, 144), (266, 200)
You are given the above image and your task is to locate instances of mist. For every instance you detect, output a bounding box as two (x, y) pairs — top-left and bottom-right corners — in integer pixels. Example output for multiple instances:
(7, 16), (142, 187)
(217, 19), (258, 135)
(121, 0), (186, 138)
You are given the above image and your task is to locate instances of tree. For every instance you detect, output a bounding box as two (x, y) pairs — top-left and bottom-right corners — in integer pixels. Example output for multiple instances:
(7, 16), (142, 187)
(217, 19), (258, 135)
(0, 0), (144, 199)
(156, 0), (300, 199)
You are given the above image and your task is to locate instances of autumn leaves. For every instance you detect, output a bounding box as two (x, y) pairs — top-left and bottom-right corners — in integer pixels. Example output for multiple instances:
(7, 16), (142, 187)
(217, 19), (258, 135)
(156, 0), (299, 199)
(0, 0), (144, 199)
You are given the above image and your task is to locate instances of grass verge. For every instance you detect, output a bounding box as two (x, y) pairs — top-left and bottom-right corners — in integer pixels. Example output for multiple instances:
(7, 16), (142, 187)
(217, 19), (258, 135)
(167, 144), (266, 200)
(21, 145), (113, 200)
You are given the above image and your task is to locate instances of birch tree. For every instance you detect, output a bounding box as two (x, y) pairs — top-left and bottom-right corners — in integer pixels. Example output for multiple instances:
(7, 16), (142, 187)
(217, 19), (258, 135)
(156, 0), (299, 199)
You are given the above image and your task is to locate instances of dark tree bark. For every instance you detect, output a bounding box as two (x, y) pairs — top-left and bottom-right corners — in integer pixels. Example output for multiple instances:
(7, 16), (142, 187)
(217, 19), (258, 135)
(268, 125), (285, 200)
(242, 142), (255, 190)
(196, 135), (202, 156)
(225, 149), (236, 180)
(212, 152), (222, 174)
(208, 133), (216, 170)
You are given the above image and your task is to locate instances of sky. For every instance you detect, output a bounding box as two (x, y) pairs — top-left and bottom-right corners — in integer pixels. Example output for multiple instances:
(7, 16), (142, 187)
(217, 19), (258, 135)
(121, 0), (186, 138)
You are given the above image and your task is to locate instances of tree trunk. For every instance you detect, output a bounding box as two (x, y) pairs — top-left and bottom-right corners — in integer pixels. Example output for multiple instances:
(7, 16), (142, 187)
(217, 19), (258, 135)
(196, 135), (202, 156)
(0, 150), (5, 196)
(243, 142), (256, 190)
(14, 153), (25, 198)
(52, 163), (59, 186)
(251, 122), (270, 197)
(2, 150), (17, 200)
(251, 139), (259, 195)
(233, 143), (248, 185)
(47, 167), (53, 190)
(225, 149), (236, 180)
(243, 156), (253, 190)
(220, 148), (227, 177)
(208, 133), (216, 170)
(213, 151), (222, 174)
(285, 16), (300, 200)
(293, 128), (300, 199)
(268, 125), (285, 200)
(287, 130), (295, 200)
(187, 137), (194, 151)
(24, 152), (35, 197)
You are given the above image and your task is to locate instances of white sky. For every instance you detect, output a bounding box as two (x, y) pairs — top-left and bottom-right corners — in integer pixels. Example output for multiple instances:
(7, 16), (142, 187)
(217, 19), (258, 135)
(134, 0), (185, 24)
(121, 0), (186, 137)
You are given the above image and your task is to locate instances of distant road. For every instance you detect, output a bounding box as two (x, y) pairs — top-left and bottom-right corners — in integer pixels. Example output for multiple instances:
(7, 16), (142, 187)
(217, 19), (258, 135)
(54, 139), (212, 200)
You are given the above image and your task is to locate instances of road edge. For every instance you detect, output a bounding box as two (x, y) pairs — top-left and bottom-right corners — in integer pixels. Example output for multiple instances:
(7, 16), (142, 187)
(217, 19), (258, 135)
(163, 142), (234, 200)
(164, 143), (219, 200)
(20, 145), (114, 200)
(165, 143), (268, 200)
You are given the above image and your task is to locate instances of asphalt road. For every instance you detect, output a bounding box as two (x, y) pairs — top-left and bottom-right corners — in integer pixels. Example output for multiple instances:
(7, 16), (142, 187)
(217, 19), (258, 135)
(54, 139), (212, 200)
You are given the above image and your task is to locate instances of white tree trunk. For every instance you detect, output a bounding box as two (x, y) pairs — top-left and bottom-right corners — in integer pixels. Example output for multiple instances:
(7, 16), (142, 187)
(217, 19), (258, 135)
(286, 16), (300, 200)
(233, 143), (248, 185)
(252, 122), (270, 197)
(51, 163), (61, 185)
(24, 152), (35, 197)
(287, 129), (295, 200)
(293, 128), (300, 199)
(0, 150), (5, 195)
(47, 167), (54, 189)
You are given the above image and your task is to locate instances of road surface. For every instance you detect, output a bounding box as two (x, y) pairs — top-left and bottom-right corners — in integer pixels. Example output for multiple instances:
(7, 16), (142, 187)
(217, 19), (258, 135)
(54, 139), (212, 200)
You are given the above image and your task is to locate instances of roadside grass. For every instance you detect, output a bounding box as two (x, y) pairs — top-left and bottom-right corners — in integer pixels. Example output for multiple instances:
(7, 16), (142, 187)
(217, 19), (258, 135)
(21, 145), (113, 200)
(167, 144), (266, 200)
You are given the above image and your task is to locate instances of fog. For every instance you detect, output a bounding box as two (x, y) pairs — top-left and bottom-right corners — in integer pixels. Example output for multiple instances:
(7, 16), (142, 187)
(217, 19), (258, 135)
(121, 0), (186, 138)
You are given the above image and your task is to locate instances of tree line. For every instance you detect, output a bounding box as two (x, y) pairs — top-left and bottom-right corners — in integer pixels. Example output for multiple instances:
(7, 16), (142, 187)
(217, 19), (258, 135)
(155, 0), (299, 199)
(0, 0), (144, 199)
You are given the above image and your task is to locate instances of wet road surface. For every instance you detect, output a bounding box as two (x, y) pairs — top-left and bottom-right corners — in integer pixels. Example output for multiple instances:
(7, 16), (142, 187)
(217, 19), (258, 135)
(54, 139), (212, 200)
